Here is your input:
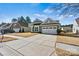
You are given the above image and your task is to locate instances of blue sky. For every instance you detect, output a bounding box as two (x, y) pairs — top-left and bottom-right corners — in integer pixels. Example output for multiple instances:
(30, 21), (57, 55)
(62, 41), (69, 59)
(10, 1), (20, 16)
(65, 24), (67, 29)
(0, 3), (78, 25)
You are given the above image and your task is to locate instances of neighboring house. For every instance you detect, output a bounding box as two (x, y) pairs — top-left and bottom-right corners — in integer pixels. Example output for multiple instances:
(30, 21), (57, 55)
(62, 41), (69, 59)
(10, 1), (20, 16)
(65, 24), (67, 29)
(0, 23), (12, 34)
(0, 21), (30, 33)
(31, 18), (60, 34)
(0, 23), (6, 27)
(73, 18), (79, 34)
(61, 24), (73, 32)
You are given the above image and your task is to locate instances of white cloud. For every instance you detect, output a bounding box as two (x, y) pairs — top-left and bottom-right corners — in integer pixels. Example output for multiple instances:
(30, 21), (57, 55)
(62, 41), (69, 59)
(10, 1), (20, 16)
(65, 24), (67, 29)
(34, 13), (48, 20)
(69, 15), (74, 17)
(43, 8), (53, 14)
(34, 14), (47, 18)
(58, 14), (74, 20)
(34, 14), (41, 17)
(58, 15), (67, 20)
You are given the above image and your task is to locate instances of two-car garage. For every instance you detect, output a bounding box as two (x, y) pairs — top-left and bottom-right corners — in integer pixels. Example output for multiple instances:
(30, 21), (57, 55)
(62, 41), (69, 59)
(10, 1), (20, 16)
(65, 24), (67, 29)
(41, 26), (57, 34)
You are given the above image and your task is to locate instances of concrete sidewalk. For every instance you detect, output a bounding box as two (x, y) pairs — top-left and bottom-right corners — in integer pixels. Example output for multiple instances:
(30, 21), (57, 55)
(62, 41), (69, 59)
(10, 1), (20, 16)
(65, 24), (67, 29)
(56, 43), (79, 54)
(0, 34), (57, 56)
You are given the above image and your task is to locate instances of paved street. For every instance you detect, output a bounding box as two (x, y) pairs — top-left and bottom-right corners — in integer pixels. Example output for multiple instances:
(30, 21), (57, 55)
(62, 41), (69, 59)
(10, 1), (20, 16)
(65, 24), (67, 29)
(0, 34), (57, 56)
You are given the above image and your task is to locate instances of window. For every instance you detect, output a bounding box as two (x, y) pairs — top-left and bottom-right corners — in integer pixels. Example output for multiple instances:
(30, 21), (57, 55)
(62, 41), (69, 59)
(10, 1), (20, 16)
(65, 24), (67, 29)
(78, 25), (79, 27)
(49, 27), (52, 29)
(53, 26), (57, 29)
(14, 24), (17, 27)
(43, 27), (48, 29)
(74, 28), (75, 31)
(35, 27), (38, 32)
(42, 27), (45, 29)
(46, 27), (48, 29)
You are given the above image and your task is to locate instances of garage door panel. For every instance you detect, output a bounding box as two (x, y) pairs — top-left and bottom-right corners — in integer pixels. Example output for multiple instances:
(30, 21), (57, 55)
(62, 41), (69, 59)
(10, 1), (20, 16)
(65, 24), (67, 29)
(42, 29), (57, 34)
(13, 28), (20, 32)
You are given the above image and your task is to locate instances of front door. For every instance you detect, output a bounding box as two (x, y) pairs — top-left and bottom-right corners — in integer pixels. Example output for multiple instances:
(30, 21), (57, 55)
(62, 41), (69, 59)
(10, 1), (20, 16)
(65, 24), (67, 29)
(34, 26), (39, 32)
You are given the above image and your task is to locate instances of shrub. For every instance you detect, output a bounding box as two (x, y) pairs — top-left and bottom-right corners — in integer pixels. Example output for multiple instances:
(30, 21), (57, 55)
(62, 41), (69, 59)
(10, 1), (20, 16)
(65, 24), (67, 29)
(19, 28), (21, 32)
(22, 28), (24, 32)
(57, 28), (62, 34)
(1, 29), (15, 34)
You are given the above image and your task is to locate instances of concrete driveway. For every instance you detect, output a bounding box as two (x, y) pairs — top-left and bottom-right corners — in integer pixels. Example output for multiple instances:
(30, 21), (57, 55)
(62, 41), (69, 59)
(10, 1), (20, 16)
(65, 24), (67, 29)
(0, 34), (57, 56)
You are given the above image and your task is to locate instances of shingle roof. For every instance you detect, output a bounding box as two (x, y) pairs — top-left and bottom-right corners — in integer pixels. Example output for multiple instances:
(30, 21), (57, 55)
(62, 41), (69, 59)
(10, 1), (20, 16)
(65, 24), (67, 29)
(42, 18), (59, 24)
(33, 18), (42, 23)
(10, 23), (21, 28)
(33, 18), (42, 25)
(0, 22), (25, 30)
(0, 23), (6, 27)
(0, 23), (11, 29)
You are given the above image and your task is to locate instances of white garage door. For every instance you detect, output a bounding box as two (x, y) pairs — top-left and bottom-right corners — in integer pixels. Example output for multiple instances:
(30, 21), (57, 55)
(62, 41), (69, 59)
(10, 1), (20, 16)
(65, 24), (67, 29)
(13, 28), (20, 32)
(42, 27), (57, 34)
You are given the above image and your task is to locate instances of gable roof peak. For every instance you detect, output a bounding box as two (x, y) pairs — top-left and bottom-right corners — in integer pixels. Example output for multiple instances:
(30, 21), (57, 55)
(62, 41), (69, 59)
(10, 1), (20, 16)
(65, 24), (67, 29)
(43, 18), (59, 24)
(33, 18), (42, 23)
(75, 17), (79, 25)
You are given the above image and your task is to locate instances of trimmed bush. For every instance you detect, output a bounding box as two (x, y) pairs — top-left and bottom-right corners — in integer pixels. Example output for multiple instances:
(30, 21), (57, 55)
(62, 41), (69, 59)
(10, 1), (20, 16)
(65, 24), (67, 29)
(22, 28), (24, 32)
(19, 28), (21, 32)
(57, 28), (62, 34)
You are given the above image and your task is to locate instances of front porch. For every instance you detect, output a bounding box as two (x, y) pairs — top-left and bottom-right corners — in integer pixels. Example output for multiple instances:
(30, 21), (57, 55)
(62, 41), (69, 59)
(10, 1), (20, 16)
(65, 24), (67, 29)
(31, 25), (41, 33)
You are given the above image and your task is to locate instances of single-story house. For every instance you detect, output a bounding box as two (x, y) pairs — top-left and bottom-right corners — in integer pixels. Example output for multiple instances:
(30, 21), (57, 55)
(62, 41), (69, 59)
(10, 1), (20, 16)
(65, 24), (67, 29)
(73, 18), (79, 34)
(30, 18), (60, 34)
(61, 24), (73, 32)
